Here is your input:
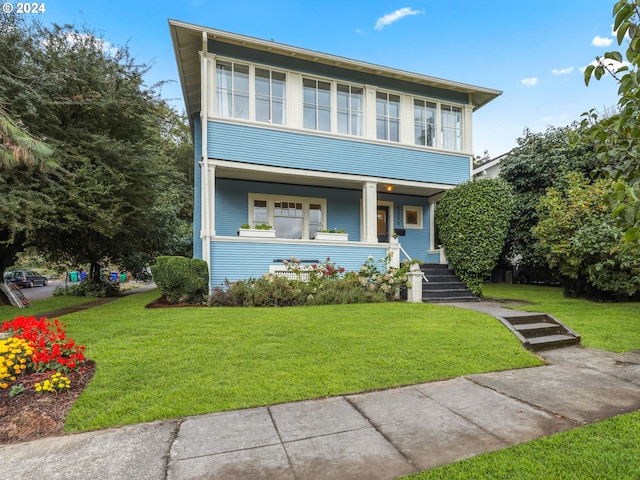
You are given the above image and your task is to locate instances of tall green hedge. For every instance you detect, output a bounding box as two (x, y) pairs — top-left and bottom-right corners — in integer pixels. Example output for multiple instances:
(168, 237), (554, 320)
(435, 178), (515, 296)
(151, 256), (209, 304)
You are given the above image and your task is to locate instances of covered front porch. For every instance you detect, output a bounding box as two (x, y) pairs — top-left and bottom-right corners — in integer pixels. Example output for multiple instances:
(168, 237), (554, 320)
(198, 159), (451, 284)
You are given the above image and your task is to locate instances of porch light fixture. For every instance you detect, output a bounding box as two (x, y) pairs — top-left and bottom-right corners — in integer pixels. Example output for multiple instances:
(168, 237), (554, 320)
(385, 185), (393, 192)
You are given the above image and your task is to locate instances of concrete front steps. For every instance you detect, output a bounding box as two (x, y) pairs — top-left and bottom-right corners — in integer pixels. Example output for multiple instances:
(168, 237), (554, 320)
(497, 313), (581, 351)
(421, 264), (479, 303)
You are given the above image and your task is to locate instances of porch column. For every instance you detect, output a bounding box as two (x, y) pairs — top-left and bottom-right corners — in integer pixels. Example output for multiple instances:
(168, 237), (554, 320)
(208, 164), (216, 237)
(200, 31), (211, 271)
(362, 181), (378, 243)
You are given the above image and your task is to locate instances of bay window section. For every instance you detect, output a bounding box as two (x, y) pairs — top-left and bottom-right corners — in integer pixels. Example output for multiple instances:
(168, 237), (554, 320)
(216, 61), (250, 119)
(309, 203), (323, 238)
(274, 201), (304, 239)
(248, 194), (326, 240)
(252, 200), (268, 227)
(303, 78), (331, 132)
(441, 104), (463, 151)
(414, 99), (436, 147)
(376, 92), (400, 142)
(255, 68), (286, 125)
(337, 84), (363, 136)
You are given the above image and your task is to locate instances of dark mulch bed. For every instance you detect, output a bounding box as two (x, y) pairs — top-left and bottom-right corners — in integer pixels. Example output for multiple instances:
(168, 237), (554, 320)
(145, 295), (207, 308)
(0, 361), (95, 444)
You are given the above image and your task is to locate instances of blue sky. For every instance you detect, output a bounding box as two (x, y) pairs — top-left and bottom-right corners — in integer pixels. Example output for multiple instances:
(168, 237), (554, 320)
(29, 0), (623, 157)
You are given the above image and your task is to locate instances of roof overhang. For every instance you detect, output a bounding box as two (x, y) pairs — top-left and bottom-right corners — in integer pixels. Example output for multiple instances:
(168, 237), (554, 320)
(169, 19), (502, 121)
(211, 159), (453, 198)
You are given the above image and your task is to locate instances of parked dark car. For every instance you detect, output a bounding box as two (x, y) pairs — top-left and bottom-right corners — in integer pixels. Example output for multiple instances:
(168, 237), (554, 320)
(3, 270), (49, 288)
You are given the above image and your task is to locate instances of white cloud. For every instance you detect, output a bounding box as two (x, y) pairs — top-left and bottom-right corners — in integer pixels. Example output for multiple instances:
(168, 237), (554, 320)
(521, 77), (539, 87)
(552, 66), (574, 75)
(592, 36), (613, 47)
(374, 7), (421, 30)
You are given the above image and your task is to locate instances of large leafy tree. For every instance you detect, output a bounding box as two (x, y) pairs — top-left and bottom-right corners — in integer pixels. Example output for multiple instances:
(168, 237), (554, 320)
(0, 108), (55, 304)
(499, 126), (597, 267)
(0, 14), (192, 282)
(584, 0), (640, 248)
(534, 173), (640, 299)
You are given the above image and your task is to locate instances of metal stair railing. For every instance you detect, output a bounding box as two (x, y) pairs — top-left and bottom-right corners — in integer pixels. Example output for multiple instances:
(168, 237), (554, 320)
(398, 244), (429, 283)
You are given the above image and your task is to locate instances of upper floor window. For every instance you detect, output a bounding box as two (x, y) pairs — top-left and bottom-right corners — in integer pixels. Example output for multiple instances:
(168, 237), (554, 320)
(376, 92), (400, 142)
(337, 84), (364, 136)
(216, 61), (250, 119)
(414, 99), (436, 147)
(441, 104), (462, 151)
(303, 78), (331, 132)
(255, 68), (287, 125)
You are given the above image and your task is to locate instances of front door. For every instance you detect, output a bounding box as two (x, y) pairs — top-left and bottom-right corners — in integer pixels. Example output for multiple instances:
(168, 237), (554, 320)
(377, 206), (389, 243)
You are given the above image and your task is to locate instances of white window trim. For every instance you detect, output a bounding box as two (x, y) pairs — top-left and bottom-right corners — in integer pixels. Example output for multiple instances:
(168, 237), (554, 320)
(248, 193), (327, 240)
(301, 74), (366, 137)
(213, 57), (288, 125)
(375, 90), (401, 142)
(208, 54), (471, 154)
(403, 205), (423, 229)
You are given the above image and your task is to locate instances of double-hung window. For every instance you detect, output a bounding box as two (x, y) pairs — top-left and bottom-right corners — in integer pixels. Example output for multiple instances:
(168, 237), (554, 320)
(441, 104), (463, 151)
(337, 84), (363, 136)
(250, 194), (326, 239)
(413, 99), (437, 147)
(255, 68), (286, 125)
(376, 92), (400, 142)
(303, 78), (331, 132)
(216, 61), (250, 119)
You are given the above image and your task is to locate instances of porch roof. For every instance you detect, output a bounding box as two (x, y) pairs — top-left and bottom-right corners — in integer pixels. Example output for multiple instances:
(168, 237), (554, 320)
(211, 159), (453, 198)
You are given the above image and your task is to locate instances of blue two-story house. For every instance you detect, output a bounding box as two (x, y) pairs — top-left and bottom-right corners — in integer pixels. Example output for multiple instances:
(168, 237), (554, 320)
(169, 20), (501, 288)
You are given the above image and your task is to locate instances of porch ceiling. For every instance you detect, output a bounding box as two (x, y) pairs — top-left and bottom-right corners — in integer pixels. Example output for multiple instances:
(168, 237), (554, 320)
(212, 160), (452, 198)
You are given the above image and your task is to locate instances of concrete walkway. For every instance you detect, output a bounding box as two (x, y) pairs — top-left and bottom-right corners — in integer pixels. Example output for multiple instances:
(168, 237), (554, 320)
(2, 344), (640, 480)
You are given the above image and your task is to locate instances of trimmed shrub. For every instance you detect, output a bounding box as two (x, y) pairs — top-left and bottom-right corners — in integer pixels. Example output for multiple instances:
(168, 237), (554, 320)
(435, 178), (515, 296)
(151, 256), (209, 304)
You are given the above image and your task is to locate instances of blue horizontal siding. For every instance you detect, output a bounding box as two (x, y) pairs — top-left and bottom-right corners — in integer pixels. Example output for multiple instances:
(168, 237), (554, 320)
(209, 241), (388, 287)
(208, 121), (469, 185)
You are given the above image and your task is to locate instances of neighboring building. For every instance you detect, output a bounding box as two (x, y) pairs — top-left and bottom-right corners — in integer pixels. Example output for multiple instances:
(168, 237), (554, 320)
(169, 20), (502, 288)
(472, 154), (505, 179)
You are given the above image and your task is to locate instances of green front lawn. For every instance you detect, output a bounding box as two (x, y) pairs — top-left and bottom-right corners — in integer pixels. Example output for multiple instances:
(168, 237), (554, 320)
(61, 289), (541, 432)
(0, 295), (98, 322)
(482, 284), (640, 353)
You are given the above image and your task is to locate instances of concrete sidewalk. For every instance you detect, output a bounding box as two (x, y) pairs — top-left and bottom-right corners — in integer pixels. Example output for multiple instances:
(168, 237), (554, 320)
(2, 345), (640, 480)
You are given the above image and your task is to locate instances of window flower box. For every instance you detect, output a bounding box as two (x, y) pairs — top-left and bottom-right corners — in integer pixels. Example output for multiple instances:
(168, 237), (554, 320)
(314, 231), (348, 242)
(238, 224), (276, 238)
